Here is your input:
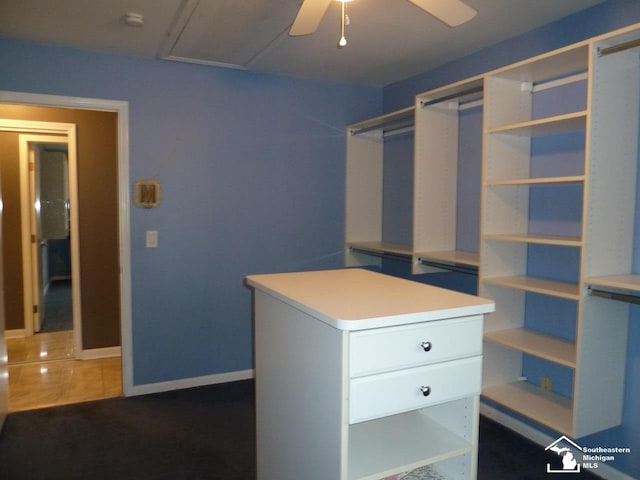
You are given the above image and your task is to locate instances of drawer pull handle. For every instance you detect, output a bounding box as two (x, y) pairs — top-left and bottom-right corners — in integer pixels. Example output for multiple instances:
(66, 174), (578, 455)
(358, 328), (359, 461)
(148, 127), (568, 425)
(420, 341), (432, 352)
(420, 386), (431, 397)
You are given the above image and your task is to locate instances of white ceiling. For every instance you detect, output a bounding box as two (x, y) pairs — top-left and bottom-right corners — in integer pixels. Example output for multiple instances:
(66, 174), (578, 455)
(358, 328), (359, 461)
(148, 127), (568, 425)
(0, 0), (606, 86)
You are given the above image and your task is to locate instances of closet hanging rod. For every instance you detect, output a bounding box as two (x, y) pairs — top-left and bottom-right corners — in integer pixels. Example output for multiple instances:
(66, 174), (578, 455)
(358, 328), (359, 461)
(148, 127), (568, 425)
(588, 287), (640, 305)
(350, 115), (414, 137)
(598, 37), (640, 57)
(418, 258), (478, 276)
(349, 246), (412, 263)
(419, 85), (484, 108)
(383, 125), (415, 138)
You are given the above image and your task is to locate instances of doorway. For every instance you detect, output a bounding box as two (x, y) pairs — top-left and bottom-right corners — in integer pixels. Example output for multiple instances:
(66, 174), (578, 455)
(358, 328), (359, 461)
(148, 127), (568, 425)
(0, 92), (133, 400)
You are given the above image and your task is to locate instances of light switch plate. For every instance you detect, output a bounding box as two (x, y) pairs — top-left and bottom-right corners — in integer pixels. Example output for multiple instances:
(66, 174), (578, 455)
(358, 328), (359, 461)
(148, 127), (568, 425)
(146, 230), (158, 248)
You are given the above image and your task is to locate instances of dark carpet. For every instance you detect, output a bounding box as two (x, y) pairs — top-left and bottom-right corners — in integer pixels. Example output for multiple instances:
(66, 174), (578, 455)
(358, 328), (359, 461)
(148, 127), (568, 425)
(0, 380), (599, 479)
(0, 380), (255, 480)
(40, 279), (73, 332)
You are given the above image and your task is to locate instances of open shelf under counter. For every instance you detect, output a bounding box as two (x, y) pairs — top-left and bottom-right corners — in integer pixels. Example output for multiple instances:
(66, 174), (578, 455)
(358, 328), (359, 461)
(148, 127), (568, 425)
(483, 233), (582, 247)
(486, 110), (587, 137)
(485, 175), (585, 187)
(348, 409), (472, 480)
(484, 328), (577, 368)
(482, 382), (574, 436)
(482, 275), (580, 300)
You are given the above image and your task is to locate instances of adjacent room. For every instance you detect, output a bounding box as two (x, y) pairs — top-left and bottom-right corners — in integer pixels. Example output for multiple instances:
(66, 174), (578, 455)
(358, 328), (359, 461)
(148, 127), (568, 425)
(0, 0), (639, 479)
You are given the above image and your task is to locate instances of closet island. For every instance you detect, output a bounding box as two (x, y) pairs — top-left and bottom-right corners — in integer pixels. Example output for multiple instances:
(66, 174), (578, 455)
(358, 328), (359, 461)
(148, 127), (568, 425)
(246, 268), (494, 480)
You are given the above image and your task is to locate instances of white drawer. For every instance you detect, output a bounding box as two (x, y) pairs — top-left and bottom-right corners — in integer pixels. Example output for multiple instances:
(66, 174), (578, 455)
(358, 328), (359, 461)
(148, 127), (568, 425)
(349, 355), (481, 424)
(349, 315), (482, 377)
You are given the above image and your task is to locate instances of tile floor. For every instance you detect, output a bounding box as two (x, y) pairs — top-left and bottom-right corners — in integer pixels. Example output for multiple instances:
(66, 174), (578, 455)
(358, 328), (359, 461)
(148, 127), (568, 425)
(6, 331), (122, 412)
(7, 330), (74, 364)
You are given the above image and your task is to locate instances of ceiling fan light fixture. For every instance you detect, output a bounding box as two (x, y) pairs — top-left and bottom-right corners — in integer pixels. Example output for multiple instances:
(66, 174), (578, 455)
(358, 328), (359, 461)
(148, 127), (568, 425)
(337, 0), (348, 48)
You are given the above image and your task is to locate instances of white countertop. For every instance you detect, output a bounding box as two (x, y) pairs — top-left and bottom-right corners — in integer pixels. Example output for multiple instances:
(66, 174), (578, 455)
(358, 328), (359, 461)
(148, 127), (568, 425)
(246, 269), (495, 331)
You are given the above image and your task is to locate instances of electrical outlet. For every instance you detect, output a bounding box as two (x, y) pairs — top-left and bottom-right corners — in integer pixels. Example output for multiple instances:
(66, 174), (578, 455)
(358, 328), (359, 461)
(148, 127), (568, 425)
(541, 377), (553, 392)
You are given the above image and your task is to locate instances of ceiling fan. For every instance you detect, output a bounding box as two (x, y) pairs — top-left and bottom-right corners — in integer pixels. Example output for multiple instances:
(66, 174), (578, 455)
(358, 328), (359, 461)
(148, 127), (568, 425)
(289, 0), (478, 37)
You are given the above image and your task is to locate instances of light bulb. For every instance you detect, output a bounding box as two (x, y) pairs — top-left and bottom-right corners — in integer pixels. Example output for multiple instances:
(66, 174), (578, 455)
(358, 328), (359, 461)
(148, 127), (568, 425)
(337, 0), (348, 49)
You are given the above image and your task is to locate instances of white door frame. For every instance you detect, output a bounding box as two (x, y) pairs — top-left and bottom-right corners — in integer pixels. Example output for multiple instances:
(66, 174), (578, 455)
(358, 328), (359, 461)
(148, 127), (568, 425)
(18, 133), (77, 341)
(0, 91), (133, 396)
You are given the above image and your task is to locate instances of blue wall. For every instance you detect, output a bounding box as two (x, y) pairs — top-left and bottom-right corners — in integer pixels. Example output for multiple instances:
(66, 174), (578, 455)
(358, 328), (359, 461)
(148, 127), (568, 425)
(383, 0), (640, 477)
(0, 39), (381, 384)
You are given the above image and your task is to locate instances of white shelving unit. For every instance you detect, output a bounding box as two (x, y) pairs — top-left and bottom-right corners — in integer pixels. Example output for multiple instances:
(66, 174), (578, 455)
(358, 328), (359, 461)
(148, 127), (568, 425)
(413, 77), (484, 274)
(343, 22), (640, 440)
(345, 107), (415, 270)
(345, 77), (484, 275)
(480, 26), (640, 438)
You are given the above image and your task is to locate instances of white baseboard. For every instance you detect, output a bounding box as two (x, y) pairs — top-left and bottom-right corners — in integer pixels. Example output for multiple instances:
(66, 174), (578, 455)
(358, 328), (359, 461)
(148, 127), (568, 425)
(480, 403), (633, 480)
(80, 346), (121, 360)
(4, 329), (26, 339)
(129, 369), (255, 397)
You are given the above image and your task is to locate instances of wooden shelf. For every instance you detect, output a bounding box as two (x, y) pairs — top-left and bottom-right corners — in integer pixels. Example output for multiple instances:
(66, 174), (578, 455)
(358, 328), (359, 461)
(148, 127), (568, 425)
(348, 410), (472, 480)
(483, 233), (582, 247)
(416, 250), (480, 268)
(484, 328), (577, 368)
(487, 111), (587, 136)
(482, 382), (573, 435)
(482, 275), (580, 300)
(485, 175), (584, 186)
(585, 274), (640, 293)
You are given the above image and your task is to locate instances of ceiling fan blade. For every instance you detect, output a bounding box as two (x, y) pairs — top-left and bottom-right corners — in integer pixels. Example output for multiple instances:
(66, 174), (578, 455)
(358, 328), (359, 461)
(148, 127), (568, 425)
(289, 0), (333, 36)
(408, 0), (477, 27)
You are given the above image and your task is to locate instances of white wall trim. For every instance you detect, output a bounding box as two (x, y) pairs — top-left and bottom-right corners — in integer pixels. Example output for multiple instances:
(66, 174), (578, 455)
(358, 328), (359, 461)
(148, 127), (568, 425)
(80, 346), (121, 360)
(4, 329), (26, 339)
(0, 90), (133, 397)
(129, 369), (255, 397)
(480, 403), (634, 480)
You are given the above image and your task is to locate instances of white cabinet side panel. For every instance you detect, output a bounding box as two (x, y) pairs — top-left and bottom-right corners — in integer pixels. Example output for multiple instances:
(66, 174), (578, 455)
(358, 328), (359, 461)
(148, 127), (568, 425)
(583, 45), (639, 276)
(484, 76), (533, 130)
(413, 102), (459, 252)
(254, 291), (348, 480)
(481, 341), (524, 387)
(346, 134), (383, 243)
(573, 295), (629, 437)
